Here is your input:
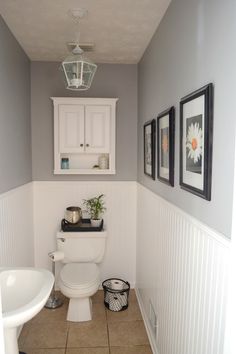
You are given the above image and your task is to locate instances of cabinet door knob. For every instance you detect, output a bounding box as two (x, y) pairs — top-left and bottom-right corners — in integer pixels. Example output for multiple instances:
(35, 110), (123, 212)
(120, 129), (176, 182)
(86, 143), (90, 147)
(80, 143), (84, 147)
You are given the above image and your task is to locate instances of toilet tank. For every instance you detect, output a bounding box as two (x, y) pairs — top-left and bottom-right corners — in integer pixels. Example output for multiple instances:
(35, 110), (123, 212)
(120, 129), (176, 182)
(56, 231), (107, 264)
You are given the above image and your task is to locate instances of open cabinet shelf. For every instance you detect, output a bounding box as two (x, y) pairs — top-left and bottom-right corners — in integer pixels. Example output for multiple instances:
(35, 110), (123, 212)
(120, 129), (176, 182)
(54, 168), (116, 175)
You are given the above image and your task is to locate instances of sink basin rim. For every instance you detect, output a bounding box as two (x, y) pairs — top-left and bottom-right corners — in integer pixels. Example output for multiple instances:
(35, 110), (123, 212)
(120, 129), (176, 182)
(0, 267), (54, 328)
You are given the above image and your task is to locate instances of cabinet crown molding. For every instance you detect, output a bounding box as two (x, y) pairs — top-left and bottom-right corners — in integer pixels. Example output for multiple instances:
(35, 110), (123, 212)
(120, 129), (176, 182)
(51, 97), (118, 106)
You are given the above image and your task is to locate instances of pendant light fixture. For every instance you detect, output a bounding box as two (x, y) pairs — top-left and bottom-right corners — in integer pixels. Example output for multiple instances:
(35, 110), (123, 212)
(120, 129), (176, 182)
(61, 9), (97, 91)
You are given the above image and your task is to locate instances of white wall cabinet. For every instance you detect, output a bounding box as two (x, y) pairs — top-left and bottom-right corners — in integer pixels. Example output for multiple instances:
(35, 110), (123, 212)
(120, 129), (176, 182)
(52, 97), (117, 174)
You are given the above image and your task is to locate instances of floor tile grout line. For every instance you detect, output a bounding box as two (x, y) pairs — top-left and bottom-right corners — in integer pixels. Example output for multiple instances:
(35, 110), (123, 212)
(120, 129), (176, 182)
(107, 323), (111, 354)
(65, 322), (70, 352)
(21, 347), (66, 349)
(64, 347), (110, 351)
(105, 306), (112, 354)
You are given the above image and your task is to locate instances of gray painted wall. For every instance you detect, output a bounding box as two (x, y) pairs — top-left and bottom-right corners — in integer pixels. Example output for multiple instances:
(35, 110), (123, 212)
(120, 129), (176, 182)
(138, 0), (236, 237)
(0, 16), (32, 193)
(31, 62), (137, 181)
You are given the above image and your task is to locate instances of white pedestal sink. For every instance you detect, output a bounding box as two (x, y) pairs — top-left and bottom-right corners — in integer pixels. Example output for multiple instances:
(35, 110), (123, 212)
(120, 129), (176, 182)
(0, 267), (54, 354)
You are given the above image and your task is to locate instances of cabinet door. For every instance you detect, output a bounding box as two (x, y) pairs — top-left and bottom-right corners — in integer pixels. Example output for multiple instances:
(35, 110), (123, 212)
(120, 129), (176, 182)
(59, 105), (85, 153)
(85, 105), (110, 153)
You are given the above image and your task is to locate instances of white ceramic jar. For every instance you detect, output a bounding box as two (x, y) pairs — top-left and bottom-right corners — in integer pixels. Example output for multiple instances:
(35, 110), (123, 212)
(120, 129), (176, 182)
(98, 154), (109, 169)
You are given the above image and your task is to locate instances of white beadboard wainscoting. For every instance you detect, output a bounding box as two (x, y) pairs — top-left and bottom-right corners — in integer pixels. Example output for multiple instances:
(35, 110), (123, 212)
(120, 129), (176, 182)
(0, 180), (232, 354)
(33, 181), (137, 287)
(0, 183), (34, 266)
(136, 183), (230, 354)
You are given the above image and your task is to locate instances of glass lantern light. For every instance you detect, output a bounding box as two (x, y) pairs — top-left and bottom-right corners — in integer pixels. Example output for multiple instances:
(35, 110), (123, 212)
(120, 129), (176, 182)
(61, 45), (97, 91)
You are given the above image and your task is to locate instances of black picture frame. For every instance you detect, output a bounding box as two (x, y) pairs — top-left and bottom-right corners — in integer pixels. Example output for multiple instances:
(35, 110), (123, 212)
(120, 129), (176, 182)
(157, 106), (175, 186)
(180, 83), (213, 200)
(144, 119), (156, 180)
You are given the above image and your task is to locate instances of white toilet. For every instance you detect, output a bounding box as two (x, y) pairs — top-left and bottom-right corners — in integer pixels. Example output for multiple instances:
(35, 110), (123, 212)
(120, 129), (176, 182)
(56, 230), (107, 322)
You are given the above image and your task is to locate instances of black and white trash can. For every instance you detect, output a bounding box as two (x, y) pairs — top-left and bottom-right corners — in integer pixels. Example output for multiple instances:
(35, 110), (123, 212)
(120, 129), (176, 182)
(102, 278), (130, 312)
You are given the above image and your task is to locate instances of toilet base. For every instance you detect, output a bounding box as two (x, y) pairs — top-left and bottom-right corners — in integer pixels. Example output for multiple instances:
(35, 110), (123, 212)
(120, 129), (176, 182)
(67, 297), (92, 322)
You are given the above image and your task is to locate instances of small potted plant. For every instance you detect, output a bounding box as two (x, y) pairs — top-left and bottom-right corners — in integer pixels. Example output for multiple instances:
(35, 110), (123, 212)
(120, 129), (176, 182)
(83, 194), (106, 227)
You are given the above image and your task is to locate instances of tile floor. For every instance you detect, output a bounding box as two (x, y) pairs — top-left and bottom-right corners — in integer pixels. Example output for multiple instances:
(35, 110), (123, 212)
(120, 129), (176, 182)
(19, 290), (152, 354)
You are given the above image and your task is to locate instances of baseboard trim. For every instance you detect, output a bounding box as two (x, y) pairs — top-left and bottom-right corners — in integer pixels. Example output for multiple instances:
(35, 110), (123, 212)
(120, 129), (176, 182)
(135, 287), (158, 354)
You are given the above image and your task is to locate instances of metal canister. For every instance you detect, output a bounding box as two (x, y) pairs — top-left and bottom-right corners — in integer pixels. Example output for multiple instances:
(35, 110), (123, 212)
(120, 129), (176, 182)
(65, 206), (82, 224)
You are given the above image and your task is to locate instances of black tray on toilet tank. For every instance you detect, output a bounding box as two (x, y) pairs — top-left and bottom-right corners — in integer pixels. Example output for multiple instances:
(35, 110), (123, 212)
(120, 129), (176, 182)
(61, 218), (104, 232)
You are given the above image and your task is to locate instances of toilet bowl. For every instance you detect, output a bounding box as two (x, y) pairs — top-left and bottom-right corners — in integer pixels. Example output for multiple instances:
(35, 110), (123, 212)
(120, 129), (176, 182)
(56, 230), (107, 322)
(59, 263), (100, 321)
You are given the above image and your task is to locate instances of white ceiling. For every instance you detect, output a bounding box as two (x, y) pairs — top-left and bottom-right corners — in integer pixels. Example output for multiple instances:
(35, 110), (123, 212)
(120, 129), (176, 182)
(0, 0), (170, 64)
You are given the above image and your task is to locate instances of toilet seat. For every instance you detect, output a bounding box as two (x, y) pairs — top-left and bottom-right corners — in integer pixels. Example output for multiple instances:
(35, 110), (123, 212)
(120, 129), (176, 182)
(60, 263), (100, 290)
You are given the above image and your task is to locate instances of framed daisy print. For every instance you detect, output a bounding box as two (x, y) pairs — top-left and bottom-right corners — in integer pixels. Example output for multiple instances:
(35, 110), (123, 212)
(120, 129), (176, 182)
(144, 119), (156, 179)
(157, 107), (175, 186)
(180, 83), (213, 200)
